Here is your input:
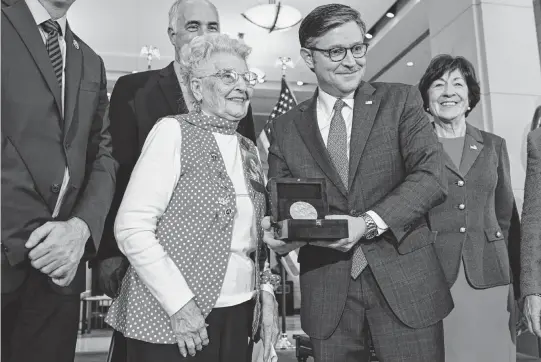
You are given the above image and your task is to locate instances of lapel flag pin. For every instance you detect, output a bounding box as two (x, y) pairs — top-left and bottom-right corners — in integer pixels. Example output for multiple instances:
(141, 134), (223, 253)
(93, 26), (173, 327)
(73, 39), (79, 49)
(365, 100), (373, 105)
(470, 144), (478, 150)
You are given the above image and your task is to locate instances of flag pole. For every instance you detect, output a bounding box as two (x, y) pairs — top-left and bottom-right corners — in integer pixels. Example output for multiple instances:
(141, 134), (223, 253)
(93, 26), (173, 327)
(274, 56), (295, 351)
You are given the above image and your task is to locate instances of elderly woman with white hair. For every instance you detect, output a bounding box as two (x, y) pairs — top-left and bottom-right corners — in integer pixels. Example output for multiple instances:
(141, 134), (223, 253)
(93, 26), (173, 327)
(106, 33), (279, 362)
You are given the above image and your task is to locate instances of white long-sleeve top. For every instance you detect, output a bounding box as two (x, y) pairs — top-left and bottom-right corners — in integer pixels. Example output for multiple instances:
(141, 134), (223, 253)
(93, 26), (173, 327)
(115, 117), (272, 317)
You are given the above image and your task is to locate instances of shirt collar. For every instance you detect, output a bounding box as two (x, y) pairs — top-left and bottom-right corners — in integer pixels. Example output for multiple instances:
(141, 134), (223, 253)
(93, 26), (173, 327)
(317, 87), (355, 116)
(26, 0), (67, 35)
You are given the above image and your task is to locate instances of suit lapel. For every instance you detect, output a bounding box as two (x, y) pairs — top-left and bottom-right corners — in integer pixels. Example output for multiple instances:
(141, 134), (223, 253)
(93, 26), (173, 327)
(443, 149), (463, 179)
(158, 62), (187, 114)
(459, 123), (484, 176)
(3, 0), (62, 115)
(348, 82), (380, 188)
(294, 91), (348, 197)
(63, 23), (82, 134)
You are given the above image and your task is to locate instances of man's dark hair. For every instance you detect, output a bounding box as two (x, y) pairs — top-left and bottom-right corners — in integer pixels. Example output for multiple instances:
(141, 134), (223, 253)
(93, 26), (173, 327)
(299, 4), (366, 48)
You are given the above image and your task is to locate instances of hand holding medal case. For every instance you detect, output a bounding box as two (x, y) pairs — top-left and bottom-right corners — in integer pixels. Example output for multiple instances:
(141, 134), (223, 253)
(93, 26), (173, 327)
(269, 178), (349, 241)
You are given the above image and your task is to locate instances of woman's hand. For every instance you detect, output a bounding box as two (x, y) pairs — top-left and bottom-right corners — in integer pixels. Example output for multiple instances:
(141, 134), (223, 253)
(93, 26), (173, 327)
(170, 299), (209, 357)
(261, 290), (279, 362)
(261, 216), (307, 255)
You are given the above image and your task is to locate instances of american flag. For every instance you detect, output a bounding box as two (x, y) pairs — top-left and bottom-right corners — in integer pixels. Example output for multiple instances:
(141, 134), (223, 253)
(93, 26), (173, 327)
(257, 77), (297, 173)
(257, 77), (301, 279)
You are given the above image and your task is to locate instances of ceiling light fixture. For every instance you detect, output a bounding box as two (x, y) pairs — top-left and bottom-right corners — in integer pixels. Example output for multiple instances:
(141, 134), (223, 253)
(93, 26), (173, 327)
(365, 33), (373, 39)
(406, 61), (414, 67)
(385, 5), (396, 19)
(242, 0), (302, 33)
(296, 80), (304, 86)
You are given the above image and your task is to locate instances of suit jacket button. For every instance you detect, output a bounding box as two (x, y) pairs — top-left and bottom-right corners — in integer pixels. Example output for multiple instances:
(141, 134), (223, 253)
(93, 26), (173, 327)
(458, 204), (465, 210)
(457, 180), (465, 187)
(210, 153), (218, 161)
(349, 209), (357, 216)
(51, 184), (61, 193)
(496, 231), (502, 237)
(1, 244), (8, 252)
(225, 208), (232, 215)
(403, 224), (411, 232)
(459, 227), (466, 233)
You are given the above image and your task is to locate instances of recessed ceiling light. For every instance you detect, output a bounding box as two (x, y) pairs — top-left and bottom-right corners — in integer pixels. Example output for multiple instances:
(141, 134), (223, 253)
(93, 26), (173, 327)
(296, 81), (304, 86)
(386, 12), (395, 18)
(406, 61), (414, 67)
(365, 33), (373, 39)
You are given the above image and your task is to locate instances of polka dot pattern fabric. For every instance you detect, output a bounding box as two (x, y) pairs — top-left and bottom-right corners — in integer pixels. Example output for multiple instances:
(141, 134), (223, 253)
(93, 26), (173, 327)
(106, 113), (267, 344)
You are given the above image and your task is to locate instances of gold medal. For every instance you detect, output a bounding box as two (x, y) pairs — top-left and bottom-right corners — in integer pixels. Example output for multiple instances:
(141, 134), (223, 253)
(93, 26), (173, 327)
(290, 201), (318, 220)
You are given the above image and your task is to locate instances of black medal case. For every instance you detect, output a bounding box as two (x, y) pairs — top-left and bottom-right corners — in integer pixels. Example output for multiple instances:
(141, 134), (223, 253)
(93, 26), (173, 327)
(269, 178), (349, 241)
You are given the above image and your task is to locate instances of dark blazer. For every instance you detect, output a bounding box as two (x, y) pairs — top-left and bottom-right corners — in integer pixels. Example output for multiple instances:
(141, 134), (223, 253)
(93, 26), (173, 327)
(268, 82), (453, 339)
(1, 0), (117, 294)
(428, 123), (516, 290)
(521, 127), (541, 297)
(96, 62), (257, 262)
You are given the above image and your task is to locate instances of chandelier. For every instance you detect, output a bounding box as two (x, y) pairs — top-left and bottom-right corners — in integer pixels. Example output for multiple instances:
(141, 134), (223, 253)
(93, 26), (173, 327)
(242, 0), (302, 33)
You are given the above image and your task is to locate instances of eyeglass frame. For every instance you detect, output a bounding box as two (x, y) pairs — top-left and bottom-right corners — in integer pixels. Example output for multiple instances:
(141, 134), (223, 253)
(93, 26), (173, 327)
(198, 69), (259, 87)
(306, 43), (369, 62)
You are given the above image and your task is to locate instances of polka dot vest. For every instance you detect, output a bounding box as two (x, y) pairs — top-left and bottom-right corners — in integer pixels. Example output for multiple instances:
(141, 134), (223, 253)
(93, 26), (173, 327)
(106, 113), (267, 344)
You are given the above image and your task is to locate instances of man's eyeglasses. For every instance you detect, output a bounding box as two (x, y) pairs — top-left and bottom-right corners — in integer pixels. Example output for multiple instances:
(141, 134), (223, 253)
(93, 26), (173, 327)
(203, 69), (258, 87)
(307, 43), (369, 62)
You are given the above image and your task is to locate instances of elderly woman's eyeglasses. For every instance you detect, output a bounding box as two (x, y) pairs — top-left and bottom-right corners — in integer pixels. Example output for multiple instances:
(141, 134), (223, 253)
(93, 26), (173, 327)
(307, 43), (369, 62)
(205, 69), (259, 87)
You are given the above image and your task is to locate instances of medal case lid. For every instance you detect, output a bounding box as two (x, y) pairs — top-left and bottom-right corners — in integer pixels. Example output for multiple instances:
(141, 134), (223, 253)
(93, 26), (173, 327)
(269, 178), (329, 221)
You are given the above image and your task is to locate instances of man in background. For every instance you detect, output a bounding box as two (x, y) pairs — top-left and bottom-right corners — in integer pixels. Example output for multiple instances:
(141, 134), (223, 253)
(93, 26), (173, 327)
(521, 125), (541, 338)
(1, 0), (117, 361)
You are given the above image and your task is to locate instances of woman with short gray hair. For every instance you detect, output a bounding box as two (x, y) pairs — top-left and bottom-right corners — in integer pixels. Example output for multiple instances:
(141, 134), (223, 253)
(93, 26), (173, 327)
(106, 33), (279, 362)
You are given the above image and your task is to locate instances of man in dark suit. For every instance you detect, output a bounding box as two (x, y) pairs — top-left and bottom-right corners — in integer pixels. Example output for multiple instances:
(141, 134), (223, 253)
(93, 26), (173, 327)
(262, 4), (452, 361)
(96, 0), (256, 296)
(521, 126), (541, 338)
(1, 0), (117, 361)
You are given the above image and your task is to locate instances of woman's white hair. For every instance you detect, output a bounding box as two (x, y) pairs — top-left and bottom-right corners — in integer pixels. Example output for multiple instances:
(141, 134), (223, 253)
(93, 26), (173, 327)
(178, 33), (252, 101)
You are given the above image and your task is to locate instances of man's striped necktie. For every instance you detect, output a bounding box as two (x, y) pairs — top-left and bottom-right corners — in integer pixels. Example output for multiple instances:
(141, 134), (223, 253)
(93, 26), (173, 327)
(41, 19), (63, 87)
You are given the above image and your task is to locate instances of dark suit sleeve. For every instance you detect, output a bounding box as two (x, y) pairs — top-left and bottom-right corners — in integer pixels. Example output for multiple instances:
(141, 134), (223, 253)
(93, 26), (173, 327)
(494, 139), (515, 243)
(237, 105), (256, 144)
(371, 86), (448, 242)
(493, 139), (519, 296)
(72, 58), (118, 254)
(521, 130), (541, 297)
(268, 118), (293, 180)
(95, 77), (141, 261)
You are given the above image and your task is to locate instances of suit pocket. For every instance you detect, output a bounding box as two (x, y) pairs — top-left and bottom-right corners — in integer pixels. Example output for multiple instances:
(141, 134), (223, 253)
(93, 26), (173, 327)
(397, 226), (437, 254)
(484, 227), (504, 242)
(80, 80), (100, 92)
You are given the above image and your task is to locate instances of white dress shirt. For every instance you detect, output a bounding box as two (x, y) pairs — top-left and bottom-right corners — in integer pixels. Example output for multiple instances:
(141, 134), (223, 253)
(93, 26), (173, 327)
(26, 0), (69, 218)
(115, 117), (272, 317)
(316, 88), (388, 234)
